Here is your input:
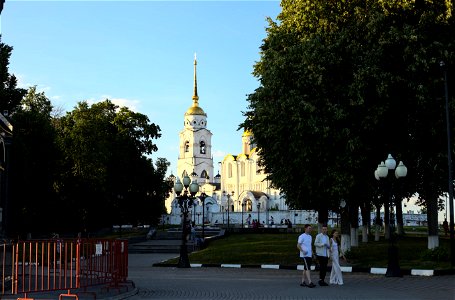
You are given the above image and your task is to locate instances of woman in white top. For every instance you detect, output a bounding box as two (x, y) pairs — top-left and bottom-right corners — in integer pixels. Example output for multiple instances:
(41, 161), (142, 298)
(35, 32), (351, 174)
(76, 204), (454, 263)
(329, 229), (346, 285)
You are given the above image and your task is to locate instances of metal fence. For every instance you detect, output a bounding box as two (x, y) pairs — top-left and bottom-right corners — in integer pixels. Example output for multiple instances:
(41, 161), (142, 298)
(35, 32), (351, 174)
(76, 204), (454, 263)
(0, 238), (128, 296)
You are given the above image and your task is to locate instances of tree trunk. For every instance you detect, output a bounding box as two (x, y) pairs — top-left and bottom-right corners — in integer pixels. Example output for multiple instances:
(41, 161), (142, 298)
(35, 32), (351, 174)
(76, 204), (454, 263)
(349, 205), (359, 247)
(350, 226), (358, 247)
(362, 227), (368, 242)
(427, 196), (439, 249)
(341, 234), (351, 254)
(317, 208), (329, 231)
(340, 206), (350, 253)
(375, 224), (381, 241)
(360, 203), (370, 243)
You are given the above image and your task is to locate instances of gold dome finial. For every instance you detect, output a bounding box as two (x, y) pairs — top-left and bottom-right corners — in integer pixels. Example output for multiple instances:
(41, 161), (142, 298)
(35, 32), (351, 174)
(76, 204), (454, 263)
(192, 53), (199, 104)
(185, 54), (206, 116)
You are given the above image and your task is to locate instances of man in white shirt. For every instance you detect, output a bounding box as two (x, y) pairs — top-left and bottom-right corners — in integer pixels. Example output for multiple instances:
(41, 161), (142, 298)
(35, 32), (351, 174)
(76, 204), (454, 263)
(314, 225), (330, 286)
(297, 224), (316, 288)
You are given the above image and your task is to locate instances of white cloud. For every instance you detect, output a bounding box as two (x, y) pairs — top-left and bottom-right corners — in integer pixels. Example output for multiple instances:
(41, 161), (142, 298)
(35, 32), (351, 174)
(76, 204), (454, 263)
(93, 95), (141, 112)
(14, 74), (53, 94)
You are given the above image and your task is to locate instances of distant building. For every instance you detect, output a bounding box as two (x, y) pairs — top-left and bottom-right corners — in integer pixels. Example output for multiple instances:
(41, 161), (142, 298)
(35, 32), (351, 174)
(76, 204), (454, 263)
(165, 57), (298, 226)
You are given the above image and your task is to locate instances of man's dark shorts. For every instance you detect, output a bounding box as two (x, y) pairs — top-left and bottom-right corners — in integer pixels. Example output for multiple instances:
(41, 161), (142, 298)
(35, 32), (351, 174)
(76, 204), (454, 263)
(301, 257), (312, 270)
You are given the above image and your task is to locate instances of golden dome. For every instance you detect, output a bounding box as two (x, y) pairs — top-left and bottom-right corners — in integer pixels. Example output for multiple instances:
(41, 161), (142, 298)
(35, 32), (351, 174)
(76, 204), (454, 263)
(242, 130), (253, 137)
(185, 105), (206, 116)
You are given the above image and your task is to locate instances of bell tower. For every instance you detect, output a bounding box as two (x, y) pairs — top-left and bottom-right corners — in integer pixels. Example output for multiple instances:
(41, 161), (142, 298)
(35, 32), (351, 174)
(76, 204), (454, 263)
(177, 55), (214, 184)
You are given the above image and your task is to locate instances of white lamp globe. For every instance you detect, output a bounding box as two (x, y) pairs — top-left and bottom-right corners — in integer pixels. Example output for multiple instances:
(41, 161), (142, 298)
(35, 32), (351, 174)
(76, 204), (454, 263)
(385, 154), (397, 170)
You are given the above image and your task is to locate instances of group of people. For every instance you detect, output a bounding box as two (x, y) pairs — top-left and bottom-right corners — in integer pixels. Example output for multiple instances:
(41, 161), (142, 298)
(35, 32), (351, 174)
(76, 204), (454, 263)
(281, 219), (293, 228)
(297, 224), (346, 288)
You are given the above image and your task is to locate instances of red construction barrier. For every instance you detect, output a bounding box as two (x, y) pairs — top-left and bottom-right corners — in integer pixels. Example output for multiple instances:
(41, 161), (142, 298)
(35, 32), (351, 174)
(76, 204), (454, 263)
(0, 238), (128, 296)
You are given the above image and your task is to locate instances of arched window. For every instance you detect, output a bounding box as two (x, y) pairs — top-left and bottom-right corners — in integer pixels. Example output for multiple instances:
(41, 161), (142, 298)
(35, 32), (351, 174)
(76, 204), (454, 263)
(246, 200), (252, 212)
(184, 141), (190, 152)
(201, 170), (208, 179)
(200, 141), (206, 154)
(182, 170), (188, 178)
(241, 162), (245, 176)
(228, 163), (233, 178)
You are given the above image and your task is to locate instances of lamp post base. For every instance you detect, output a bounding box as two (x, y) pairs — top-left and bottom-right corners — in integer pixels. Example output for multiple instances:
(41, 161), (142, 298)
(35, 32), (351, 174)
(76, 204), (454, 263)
(178, 244), (191, 268)
(385, 244), (402, 277)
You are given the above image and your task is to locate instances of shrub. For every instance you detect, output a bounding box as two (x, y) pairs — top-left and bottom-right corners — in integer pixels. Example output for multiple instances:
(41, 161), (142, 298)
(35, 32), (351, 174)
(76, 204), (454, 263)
(420, 247), (449, 262)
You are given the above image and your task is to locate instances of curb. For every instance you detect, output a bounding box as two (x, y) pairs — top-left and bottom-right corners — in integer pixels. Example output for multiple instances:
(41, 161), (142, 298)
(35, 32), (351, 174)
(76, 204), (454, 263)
(152, 262), (455, 276)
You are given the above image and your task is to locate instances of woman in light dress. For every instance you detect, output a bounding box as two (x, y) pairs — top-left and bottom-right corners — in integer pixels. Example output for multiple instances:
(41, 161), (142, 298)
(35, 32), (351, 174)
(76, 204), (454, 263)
(330, 230), (346, 285)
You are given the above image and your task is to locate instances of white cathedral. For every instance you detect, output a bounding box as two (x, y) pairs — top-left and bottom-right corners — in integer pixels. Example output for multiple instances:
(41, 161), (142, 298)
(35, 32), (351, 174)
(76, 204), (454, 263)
(164, 57), (319, 227)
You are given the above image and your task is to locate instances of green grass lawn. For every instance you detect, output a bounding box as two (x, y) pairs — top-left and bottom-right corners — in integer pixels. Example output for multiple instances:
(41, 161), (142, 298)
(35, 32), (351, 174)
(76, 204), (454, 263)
(167, 232), (453, 270)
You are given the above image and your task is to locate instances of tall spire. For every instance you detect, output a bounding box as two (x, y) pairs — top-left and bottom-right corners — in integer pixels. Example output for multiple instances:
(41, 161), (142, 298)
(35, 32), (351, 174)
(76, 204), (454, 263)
(185, 53), (206, 116)
(192, 53), (199, 106)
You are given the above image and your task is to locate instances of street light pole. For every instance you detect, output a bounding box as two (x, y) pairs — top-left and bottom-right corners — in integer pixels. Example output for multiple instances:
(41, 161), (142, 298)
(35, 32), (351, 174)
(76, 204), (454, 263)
(375, 154), (407, 277)
(257, 203), (261, 226)
(199, 192), (208, 239)
(174, 175), (199, 268)
(226, 192), (229, 230)
(241, 202), (245, 229)
(441, 61), (455, 266)
(224, 191), (234, 231)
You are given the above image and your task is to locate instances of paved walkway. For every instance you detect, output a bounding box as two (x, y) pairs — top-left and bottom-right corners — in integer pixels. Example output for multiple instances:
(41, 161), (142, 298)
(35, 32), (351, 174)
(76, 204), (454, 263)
(5, 253), (454, 299)
(124, 253), (455, 300)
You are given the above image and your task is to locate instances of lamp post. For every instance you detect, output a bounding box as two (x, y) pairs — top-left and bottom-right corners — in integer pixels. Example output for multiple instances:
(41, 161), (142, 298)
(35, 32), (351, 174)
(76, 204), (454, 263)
(193, 199), (197, 224)
(223, 191), (234, 230)
(441, 61), (455, 266)
(375, 154), (407, 277)
(199, 192), (208, 239)
(257, 203), (261, 226)
(241, 202), (245, 229)
(174, 175), (199, 268)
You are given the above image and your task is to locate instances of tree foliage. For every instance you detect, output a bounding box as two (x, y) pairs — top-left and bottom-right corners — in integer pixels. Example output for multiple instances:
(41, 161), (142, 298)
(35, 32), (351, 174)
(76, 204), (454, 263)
(2, 38), (170, 236)
(53, 100), (169, 233)
(9, 86), (59, 235)
(243, 0), (455, 232)
(0, 35), (26, 115)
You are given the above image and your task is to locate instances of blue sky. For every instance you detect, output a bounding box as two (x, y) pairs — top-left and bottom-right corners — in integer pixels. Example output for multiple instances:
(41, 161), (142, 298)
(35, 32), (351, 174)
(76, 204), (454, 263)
(1, 0), (281, 175)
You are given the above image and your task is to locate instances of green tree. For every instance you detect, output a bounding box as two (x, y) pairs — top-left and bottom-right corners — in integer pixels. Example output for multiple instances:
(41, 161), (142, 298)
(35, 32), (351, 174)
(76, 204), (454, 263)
(0, 36), (26, 115)
(9, 86), (59, 235)
(243, 0), (454, 248)
(54, 100), (168, 232)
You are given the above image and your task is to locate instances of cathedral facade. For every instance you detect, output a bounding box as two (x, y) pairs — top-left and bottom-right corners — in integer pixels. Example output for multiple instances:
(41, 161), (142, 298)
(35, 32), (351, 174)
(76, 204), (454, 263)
(164, 57), (318, 227)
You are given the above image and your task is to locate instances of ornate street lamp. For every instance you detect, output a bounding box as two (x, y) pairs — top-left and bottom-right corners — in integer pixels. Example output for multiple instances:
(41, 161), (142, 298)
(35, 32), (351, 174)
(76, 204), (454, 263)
(375, 154), (407, 277)
(241, 201), (246, 229)
(198, 192), (208, 239)
(223, 191), (234, 230)
(174, 175), (199, 268)
(257, 202), (261, 226)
